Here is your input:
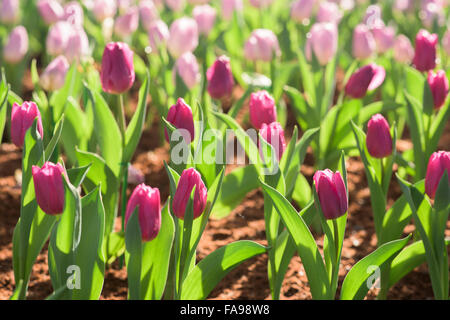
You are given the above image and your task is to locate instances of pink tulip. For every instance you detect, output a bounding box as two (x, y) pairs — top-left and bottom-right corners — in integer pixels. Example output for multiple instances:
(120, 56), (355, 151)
(0, 0), (19, 24)
(40, 55), (70, 91)
(193, 5), (217, 36)
(249, 90), (277, 130)
(442, 31), (450, 56)
(63, 1), (84, 27)
(165, 0), (184, 12)
(244, 29), (280, 62)
(425, 151), (450, 199)
(412, 29), (438, 72)
(393, 35), (414, 64)
(221, 0), (243, 21)
(165, 98), (195, 143)
(352, 24), (376, 60)
(125, 183), (161, 241)
(148, 19), (169, 52)
(100, 42), (135, 94)
(139, 0), (159, 31)
(173, 52), (200, 90)
(46, 21), (73, 56)
(3, 26), (28, 64)
(92, 0), (117, 22)
(345, 63), (385, 99)
(259, 122), (286, 161)
(290, 0), (314, 23)
(114, 6), (139, 38)
(65, 27), (89, 63)
(172, 168), (207, 220)
(306, 23), (338, 66)
(427, 70), (449, 109)
(37, 0), (64, 25)
(32, 162), (65, 215)
(372, 25), (395, 53)
(206, 55), (234, 100)
(317, 1), (342, 25)
(313, 169), (348, 219)
(167, 17), (198, 58)
(366, 114), (393, 158)
(11, 101), (44, 148)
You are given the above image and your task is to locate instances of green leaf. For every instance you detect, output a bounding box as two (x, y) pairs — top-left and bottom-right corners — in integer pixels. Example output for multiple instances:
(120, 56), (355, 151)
(124, 208), (142, 300)
(0, 70), (9, 143)
(44, 115), (64, 162)
(66, 164), (92, 188)
(105, 231), (125, 265)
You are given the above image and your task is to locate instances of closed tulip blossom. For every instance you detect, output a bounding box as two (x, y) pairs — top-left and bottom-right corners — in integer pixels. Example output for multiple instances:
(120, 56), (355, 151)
(0, 0), (19, 24)
(173, 52), (200, 90)
(167, 17), (198, 58)
(165, 98), (195, 143)
(92, 0), (117, 22)
(290, 0), (314, 24)
(443, 31), (450, 56)
(313, 169), (348, 220)
(148, 19), (169, 52)
(172, 168), (207, 220)
(64, 27), (89, 63)
(352, 24), (376, 60)
(40, 55), (70, 92)
(306, 23), (338, 66)
(249, 90), (277, 130)
(125, 184), (161, 241)
(412, 29), (438, 72)
(425, 151), (450, 199)
(114, 6), (139, 38)
(32, 162), (65, 215)
(371, 24), (395, 53)
(100, 42), (135, 94)
(259, 122), (286, 161)
(63, 1), (84, 27)
(206, 55), (234, 100)
(393, 35), (414, 64)
(244, 29), (280, 62)
(221, 0), (243, 21)
(193, 5), (217, 36)
(139, 0), (159, 31)
(46, 21), (73, 56)
(366, 114), (392, 158)
(3, 26), (28, 64)
(37, 0), (64, 25)
(316, 1), (342, 25)
(427, 70), (449, 109)
(345, 63), (386, 99)
(10, 101), (44, 148)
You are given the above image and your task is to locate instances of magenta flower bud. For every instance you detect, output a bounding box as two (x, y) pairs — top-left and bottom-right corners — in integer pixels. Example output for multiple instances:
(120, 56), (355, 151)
(427, 70), (449, 109)
(425, 151), (450, 199)
(167, 17), (198, 58)
(63, 1), (84, 27)
(352, 24), (376, 60)
(92, 0), (117, 22)
(244, 29), (281, 62)
(259, 122), (286, 161)
(139, 0), (159, 31)
(125, 183), (161, 241)
(345, 63), (386, 99)
(317, 1), (342, 25)
(221, 0), (243, 21)
(165, 98), (195, 143)
(443, 31), (450, 56)
(148, 19), (169, 52)
(206, 55), (234, 100)
(193, 5), (217, 36)
(249, 0), (273, 8)
(114, 6), (139, 38)
(366, 114), (393, 158)
(165, 0), (184, 12)
(11, 102), (44, 148)
(173, 52), (200, 90)
(412, 29), (438, 72)
(37, 0), (64, 25)
(372, 25), (395, 53)
(0, 0), (19, 24)
(3, 26), (28, 64)
(100, 42), (135, 94)
(306, 23), (338, 66)
(40, 55), (70, 92)
(249, 90), (277, 130)
(65, 27), (89, 63)
(290, 0), (314, 23)
(393, 34), (414, 64)
(32, 162), (65, 215)
(172, 168), (208, 220)
(313, 169), (348, 220)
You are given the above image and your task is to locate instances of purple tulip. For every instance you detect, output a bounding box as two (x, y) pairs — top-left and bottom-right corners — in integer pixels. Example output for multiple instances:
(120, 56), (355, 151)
(393, 35), (414, 64)
(148, 19), (169, 53)
(206, 55), (234, 100)
(412, 29), (438, 72)
(290, 0), (314, 23)
(427, 70), (449, 109)
(100, 42), (135, 94)
(221, 0), (243, 21)
(173, 52), (200, 90)
(0, 0), (19, 24)
(193, 5), (217, 36)
(11, 101), (44, 148)
(366, 114), (393, 158)
(244, 29), (280, 62)
(425, 151), (450, 199)
(259, 122), (286, 161)
(345, 63), (386, 99)
(37, 0), (64, 25)
(165, 98), (195, 143)
(40, 55), (70, 91)
(139, 0), (159, 31)
(306, 22), (338, 66)
(313, 169), (348, 220)
(114, 6), (139, 38)
(249, 90), (277, 130)
(172, 168), (208, 220)
(92, 0), (117, 22)
(3, 26), (28, 64)
(46, 21), (73, 56)
(352, 24), (376, 60)
(32, 162), (65, 215)
(125, 183), (161, 242)
(167, 17), (199, 58)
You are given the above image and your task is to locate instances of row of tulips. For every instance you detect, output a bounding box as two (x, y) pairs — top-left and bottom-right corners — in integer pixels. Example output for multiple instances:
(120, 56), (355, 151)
(0, 0), (448, 300)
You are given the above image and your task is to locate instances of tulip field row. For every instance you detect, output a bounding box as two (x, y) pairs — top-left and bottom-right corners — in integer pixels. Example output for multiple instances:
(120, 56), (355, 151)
(0, 0), (449, 301)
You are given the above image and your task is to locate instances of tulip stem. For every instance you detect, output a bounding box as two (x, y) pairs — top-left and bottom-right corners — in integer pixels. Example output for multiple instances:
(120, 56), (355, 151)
(118, 94), (128, 269)
(379, 158), (384, 190)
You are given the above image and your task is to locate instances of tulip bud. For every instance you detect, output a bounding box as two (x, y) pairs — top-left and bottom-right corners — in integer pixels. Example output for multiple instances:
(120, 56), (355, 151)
(317, 1), (342, 25)
(443, 31), (450, 56)
(393, 34), (414, 64)
(46, 21), (73, 56)
(345, 63), (385, 99)
(366, 114), (392, 158)
(249, 90), (277, 130)
(259, 122), (286, 161)
(40, 55), (70, 92)
(206, 55), (234, 100)
(100, 42), (135, 94)
(65, 27), (89, 63)
(290, 0), (314, 23)
(165, 0), (185, 12)
(139, 0), (159, 31)
(306, 23), (338, 66)
(193, 5), (217, 36)
(165, 98), (195, 143)
(352, 24), (376, 60)
(32, 162), (65, 215)
(92, 0), (117, 22)
(249, 0), (273, 8)
(425, 151), (450, 199)
(37, 0), (64, 25)
(244, 29), (281, 62)
(11, 102), (44, 148)
(148, 19), (169, 53)
(313, 169), (348, 219)
(412, 29), (438, 72)
(221, 0), (243, 21)
(125, 183), (161, 241)
(372, 25), (395, 53)
(0, 0), (19, 24)
(3, 26), (28, 64)
(167, 17), (198, 58)
(63, 1), (84, 27)
(172, 168), (207, 220)
(173, 52), (200, 90)
(427, 70), (449, 109)
(114, 6), (139, 38)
